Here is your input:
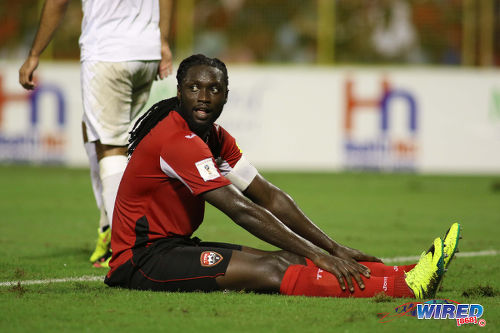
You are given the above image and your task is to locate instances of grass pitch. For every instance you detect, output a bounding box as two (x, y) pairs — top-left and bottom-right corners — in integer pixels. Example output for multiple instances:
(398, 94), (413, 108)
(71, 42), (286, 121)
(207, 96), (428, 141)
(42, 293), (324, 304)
(0, 166), (499, 332)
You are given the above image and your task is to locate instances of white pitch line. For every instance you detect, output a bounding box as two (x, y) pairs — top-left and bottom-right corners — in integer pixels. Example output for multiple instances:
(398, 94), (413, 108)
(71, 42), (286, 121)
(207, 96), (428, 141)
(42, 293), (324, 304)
(0, 250), (498, 288)
(382, 249), (498, 264)
(0, 275), (104, 287)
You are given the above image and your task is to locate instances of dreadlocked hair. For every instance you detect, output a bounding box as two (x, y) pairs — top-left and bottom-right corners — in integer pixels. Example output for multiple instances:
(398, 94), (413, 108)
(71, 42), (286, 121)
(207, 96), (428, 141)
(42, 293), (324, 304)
(128, 54), (229, 157)
(127, 97), (178, 157)
(177, 54), (229, 90)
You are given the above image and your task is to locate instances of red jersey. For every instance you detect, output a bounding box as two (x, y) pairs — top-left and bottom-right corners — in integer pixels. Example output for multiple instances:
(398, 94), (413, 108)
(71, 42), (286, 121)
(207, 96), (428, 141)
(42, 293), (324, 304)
(108, 111), (245, 273)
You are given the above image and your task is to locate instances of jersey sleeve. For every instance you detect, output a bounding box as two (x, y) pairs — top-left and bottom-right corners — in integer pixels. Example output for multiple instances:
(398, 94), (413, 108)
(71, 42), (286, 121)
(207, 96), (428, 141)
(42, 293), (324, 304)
(159, 134), (230, 196)
(217, 126), (258, 192)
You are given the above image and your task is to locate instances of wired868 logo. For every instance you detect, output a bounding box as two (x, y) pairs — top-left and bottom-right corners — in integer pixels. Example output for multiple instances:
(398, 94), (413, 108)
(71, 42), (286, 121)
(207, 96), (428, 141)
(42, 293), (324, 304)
(418, 300), (486, 327)
(378, 299), (486, 327)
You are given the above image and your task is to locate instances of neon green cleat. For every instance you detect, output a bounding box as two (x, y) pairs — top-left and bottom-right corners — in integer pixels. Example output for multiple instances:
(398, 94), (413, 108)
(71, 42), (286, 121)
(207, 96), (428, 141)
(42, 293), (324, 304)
(92, 249), (112, 268)
(442, 222), (461, 269)
(89, 227), (111, 264)
(405, 237), (445, 299)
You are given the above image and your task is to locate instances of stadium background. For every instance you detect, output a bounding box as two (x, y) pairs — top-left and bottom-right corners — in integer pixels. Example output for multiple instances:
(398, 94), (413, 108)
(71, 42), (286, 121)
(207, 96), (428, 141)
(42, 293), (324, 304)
(0, 0), (499, 173)
(2, 0), (499, 65)
(0, 2), (499, 332)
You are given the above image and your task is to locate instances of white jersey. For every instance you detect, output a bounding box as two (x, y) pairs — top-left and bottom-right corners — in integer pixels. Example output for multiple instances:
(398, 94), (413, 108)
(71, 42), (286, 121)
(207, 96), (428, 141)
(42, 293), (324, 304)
(79, 0), (161, 62)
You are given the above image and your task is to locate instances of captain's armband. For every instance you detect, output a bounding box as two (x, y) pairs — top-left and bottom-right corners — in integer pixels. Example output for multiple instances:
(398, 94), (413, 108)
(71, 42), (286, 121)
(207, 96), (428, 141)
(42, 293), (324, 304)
(225, 155), (257, 192)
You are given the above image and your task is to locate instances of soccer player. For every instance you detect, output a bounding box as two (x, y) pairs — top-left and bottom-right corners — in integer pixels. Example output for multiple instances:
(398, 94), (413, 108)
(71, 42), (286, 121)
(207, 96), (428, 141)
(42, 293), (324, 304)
(19, 0), (173, 267)
(105, 54), (461, 298)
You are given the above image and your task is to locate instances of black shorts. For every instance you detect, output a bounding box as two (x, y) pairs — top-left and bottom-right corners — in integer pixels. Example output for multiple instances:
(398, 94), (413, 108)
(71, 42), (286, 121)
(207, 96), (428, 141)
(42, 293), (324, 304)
(104, 237), (241, 292)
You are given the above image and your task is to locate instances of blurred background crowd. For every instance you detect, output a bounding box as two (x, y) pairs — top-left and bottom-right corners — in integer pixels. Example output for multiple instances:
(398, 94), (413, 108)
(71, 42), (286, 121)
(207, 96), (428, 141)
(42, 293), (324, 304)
(0, 0), (498, 67)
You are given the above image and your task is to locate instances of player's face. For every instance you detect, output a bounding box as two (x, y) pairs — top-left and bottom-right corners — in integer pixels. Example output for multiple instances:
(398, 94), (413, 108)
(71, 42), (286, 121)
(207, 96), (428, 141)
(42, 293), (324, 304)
(177, 65), (227, 135)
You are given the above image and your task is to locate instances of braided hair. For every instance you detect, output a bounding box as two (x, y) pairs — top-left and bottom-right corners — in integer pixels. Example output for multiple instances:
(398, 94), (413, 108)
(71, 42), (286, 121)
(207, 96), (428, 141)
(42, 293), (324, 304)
(175, 54), (229, 90)
(127, 97), (178, 156)
(127, 54), (229, 157)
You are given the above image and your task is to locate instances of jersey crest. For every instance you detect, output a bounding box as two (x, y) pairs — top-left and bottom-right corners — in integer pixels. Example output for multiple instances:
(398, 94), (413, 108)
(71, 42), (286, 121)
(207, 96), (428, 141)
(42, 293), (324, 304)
(200, 251), (223, 267)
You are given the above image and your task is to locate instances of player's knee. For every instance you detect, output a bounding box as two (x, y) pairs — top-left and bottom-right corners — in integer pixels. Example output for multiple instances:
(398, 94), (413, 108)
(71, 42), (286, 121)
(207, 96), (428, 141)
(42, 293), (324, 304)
(257, 254), (290, 286)
(276, 250), (306, 265)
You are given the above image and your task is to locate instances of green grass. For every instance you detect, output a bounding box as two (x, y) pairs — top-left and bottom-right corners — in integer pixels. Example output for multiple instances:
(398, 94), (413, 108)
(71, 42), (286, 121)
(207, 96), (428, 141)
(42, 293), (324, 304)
(0, 166), (499, 332)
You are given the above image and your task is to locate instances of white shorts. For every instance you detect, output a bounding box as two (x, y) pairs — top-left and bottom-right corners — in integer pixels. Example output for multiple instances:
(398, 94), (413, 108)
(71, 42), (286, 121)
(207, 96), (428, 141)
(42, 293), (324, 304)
(81, 60), (159, 146)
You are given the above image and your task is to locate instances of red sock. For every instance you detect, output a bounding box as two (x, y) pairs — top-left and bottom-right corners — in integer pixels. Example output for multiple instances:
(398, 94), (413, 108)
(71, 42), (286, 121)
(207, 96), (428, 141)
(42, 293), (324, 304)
(280, 265), (414, 298)
(305, 258), (315, 267)
(359, 262), (416, 277)
(305, 258), (416, 277)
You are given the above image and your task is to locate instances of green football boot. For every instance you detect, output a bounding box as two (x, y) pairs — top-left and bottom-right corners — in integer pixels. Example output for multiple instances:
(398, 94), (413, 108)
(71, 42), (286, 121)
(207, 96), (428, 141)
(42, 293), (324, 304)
(405, 237), (445, 299)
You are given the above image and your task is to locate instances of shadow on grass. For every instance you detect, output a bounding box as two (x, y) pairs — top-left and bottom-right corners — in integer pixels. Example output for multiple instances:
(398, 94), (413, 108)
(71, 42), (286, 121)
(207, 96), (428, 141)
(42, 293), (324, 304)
(462, 285), (498, 297)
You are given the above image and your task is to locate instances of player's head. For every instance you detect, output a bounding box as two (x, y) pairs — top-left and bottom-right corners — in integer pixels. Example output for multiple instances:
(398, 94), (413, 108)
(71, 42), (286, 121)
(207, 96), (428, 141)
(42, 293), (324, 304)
(128, 55), (229, 156)
(176, 54), (229, 89)
(176, 54), (229, 136)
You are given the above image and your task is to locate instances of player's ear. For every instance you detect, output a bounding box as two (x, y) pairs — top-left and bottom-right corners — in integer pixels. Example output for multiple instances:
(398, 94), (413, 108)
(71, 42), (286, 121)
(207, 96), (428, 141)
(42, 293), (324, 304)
(177, 85), (181, 99)
(224, 89), (229, 104)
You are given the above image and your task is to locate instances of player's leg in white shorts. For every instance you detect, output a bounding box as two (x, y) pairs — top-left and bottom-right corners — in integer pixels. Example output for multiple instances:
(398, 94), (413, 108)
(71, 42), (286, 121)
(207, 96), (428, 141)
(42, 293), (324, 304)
(81, 60), (158, 228)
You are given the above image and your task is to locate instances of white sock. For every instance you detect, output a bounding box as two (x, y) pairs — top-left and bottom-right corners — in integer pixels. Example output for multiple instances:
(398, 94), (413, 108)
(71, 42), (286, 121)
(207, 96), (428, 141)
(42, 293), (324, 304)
(99, 155), (128, 228)
(84, 141), (104, 209)
(84, 141), (109, 231)
(98, 206), (108, 232)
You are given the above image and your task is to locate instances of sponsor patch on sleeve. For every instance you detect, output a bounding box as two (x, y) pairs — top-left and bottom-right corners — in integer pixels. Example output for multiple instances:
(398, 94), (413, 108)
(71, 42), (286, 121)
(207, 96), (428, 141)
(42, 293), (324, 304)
(195, 158), (220, 181)
(200, 251), (223, 267)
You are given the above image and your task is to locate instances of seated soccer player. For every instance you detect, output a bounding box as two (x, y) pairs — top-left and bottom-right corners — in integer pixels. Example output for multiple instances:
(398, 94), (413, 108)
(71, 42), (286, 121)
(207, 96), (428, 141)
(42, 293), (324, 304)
(104, 54), (461, 299)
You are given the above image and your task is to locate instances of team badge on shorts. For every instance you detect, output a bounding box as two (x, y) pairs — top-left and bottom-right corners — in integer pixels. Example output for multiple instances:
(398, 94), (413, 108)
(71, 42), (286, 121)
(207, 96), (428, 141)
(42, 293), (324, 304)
(200, 251), (223, 267)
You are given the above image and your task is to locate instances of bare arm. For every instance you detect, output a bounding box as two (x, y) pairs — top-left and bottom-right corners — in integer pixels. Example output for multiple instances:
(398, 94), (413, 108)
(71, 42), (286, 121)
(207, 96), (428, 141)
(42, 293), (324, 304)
(243, 174), (382, 263)
(202, 184), (370, 292)
(157, 0), (173, 79)
(19, 0), (70, 90)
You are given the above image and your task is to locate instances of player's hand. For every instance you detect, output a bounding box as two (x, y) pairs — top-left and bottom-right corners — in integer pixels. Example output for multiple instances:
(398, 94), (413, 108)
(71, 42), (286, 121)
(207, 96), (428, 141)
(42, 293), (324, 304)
(313, 253), (370, 293)
(157, 43), (173, 80)
(333, 244), (383, 264)
(19, 55), (39, 90)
